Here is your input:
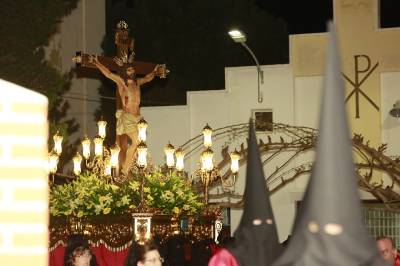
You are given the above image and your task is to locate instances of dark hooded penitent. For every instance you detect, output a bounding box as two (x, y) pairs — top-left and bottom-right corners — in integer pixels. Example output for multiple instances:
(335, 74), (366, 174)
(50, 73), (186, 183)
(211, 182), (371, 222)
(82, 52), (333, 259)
(272, 22), (386, 266)
(227, 120), (283, 265)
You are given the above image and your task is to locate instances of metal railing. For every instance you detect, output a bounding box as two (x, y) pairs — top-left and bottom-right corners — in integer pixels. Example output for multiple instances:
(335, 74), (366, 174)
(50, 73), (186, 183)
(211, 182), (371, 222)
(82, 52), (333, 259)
(363, 207), (400, 247)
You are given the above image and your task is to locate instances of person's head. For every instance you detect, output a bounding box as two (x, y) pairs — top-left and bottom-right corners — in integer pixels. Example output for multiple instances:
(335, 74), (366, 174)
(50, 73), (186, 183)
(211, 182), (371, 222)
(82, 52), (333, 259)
(69, 246), (93, 266)
(125, 240), (163, 266)
(126, 66), (136, 78)
(64, 234), (97, 266)
(376, 236), (397, 265)
(118, 64), (136, 84)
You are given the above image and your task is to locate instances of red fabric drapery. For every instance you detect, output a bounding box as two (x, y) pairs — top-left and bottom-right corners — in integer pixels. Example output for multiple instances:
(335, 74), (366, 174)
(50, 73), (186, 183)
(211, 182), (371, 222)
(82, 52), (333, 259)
(49, 244), (129, 266)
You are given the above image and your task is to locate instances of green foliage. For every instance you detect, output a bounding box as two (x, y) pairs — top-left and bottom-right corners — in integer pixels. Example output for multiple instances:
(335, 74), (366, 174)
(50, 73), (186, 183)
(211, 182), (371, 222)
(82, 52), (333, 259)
(50, 172), (137, 217)
(0, 0), (80, 167)
(50, 170), (204, 217)
(144, 172), (204, 215)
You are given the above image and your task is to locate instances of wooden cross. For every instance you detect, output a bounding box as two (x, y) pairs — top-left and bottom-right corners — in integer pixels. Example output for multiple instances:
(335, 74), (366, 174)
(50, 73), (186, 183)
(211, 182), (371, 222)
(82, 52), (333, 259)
(72, 20), (168, 173)
(72, 20), (167, 109)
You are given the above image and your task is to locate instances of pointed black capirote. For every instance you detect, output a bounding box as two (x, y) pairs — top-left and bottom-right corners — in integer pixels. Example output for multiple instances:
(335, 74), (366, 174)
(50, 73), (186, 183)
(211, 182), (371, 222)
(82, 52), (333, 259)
(227, 120), (282, 266)
(272, 22), (386, 266)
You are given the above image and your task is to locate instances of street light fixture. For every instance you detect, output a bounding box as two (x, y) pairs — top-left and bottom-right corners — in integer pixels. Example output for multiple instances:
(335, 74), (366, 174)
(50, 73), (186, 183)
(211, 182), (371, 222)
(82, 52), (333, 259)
(228, 29), (264, 103)
(389, 100), (400, 118)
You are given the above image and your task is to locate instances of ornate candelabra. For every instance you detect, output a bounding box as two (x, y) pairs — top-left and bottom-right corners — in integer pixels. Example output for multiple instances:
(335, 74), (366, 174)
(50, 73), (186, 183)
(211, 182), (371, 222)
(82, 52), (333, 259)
(47, 117), (120, 181)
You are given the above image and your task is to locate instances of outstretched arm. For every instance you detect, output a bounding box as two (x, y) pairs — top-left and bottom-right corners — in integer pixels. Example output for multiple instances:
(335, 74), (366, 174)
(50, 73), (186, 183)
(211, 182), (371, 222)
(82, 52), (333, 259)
(89, 55), (121, 84)
(137, 65), (160, 86)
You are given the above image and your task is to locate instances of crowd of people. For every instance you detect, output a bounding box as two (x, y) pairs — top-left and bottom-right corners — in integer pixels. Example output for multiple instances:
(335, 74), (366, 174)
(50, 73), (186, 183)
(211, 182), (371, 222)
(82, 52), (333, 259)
(63, 233), (400, 266)
(63, 233), (220, 266)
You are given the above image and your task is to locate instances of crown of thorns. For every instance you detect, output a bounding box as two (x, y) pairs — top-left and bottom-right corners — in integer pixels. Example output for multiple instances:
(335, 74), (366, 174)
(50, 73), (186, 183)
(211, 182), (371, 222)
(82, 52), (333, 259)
(117, 20), (129, 30)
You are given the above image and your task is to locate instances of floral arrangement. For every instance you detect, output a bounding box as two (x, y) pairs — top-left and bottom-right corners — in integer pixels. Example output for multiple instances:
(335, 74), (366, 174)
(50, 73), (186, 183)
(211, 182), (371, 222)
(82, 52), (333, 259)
(50, 171), (204, 218)
(141, 172), (204, 215)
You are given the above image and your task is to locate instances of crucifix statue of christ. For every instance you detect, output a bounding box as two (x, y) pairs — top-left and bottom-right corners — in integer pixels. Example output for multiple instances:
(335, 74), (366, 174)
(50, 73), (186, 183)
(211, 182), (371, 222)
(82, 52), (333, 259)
(73, 20), (169, 174)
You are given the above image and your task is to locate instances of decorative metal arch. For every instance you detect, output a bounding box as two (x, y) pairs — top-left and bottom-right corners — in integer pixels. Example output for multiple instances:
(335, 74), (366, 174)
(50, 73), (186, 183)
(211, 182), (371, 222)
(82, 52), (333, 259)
(180, 122), (400, 210)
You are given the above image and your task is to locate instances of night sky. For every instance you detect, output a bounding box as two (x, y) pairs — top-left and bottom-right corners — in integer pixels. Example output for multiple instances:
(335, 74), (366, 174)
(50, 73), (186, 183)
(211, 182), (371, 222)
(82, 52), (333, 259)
(255, 1), (333, 34)
(255, 0), (399, 33)
(99, 0), (399, 108)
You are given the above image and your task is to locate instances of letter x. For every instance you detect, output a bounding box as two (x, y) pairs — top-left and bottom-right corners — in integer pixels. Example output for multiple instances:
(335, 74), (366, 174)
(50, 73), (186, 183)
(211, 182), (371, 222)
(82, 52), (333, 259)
(342, 55), (379, 118)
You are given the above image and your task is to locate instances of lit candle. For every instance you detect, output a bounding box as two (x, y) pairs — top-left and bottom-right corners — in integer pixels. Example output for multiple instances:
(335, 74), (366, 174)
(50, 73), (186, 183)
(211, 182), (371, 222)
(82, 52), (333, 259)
(48, 151), (59, 174)
(137, 118), (148, 143)
(93, 135), (103, 157)
(164, 142), (175, 168)
(175, 147), (185, 171)
(110, 144), (121, 167)
(97, 118), (107, 139)
(201, 148), (214, 172)
(136, 142), (148, 168)
(81, 136), (91, 160)
(202, 124), (213, 148)
(230, 149), (240, 174)
(104, 156), (112, 176)
(72, 152), (82, 176)
(53, 131), (63, 155)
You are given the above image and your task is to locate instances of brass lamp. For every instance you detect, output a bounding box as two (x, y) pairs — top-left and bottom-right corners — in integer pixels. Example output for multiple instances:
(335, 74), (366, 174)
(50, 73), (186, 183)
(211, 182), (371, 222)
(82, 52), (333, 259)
(81, 136), (91, 160)
(175, 148), (185, 171)
(136, 142), (148, 168)
(200, 148), (215, 204)
(200, 148), (214, 172)
(230, 149), (240, 174)
(136, 142), (148, 210)
(97, 118), (107, 139)
(164, 142), (175, 168)
(48, 151), (59, 174)
(104, 156), (112, 176)
(93, 135), (104, 157)
(53, 131), (63, 156)
(202, 124), (213, 148)
(137, 118), (148, 143)
(72, 152), (82, 176)
(110, 144), (121, 167)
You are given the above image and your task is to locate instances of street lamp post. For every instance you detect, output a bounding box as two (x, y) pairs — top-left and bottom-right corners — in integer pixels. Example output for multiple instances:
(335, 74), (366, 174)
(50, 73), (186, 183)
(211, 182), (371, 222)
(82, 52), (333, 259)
(228, 29), (264, 103)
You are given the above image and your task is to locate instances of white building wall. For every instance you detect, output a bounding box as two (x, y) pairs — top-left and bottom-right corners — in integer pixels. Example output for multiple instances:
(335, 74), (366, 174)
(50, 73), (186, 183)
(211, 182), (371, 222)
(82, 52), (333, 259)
(292, 77), (322, 190)
(381, 72), (400, 156)
(380, 72), (400, 192)
(141, 106), (190, 169)
(142, 64), (303, 241)
(142, 61), (400, 242)
(187, 90), (231, 173)
(46, 0), (105, 142)
(294, 76), (323, 129)
(225, 65), (298, 241)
